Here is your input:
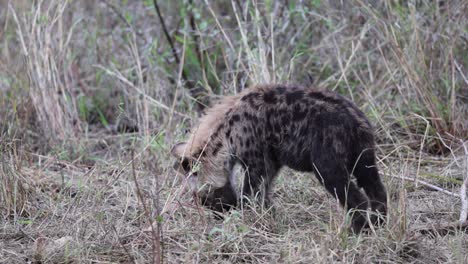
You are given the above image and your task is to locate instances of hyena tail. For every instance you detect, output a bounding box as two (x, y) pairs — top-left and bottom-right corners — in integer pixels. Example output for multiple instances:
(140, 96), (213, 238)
(353, 148), (387, 224)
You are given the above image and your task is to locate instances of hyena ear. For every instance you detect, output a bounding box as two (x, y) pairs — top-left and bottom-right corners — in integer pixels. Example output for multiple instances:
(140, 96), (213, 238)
(171, 142), (189, 159)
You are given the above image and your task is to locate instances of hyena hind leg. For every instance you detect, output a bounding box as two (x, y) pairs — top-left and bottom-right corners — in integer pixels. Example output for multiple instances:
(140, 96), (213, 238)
(353, 150), (387, 225)
(314, 163), (370, 233)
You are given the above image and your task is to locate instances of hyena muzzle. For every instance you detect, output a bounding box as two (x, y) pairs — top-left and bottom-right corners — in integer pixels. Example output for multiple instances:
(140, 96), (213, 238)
(172, 84), (387, 232)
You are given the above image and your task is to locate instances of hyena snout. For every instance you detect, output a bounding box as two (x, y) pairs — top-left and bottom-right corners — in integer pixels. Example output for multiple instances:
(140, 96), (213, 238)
(199, 183), (238, 212)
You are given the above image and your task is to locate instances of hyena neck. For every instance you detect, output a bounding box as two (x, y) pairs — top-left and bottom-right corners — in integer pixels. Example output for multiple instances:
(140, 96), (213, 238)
(186, 96), (240, 158)
(191, 117), (229, 158)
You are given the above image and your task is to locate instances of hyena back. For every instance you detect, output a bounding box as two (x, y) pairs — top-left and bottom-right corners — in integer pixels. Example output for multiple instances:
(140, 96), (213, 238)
(172, 84), (387, 232)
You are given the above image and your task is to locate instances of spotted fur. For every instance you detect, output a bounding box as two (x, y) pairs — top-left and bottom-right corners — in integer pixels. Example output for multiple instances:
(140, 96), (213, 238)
(172, 84), (387, 232)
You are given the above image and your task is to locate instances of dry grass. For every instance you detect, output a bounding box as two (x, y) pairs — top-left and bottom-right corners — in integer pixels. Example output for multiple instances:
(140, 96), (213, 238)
(1, 0), (467, 263)
(10, 0), (82, 144)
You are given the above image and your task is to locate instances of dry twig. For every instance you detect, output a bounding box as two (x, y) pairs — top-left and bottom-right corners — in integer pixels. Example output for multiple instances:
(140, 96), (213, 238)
(459, 140), (468, 223)
(131, 149), (162, 264)
(386, 173), (459, 197)
(414, 221), (468, 237)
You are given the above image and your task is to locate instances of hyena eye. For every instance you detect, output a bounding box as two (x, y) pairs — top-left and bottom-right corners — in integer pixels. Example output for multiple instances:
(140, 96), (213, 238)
(173, 158), (191, 173)
(181, 159), (191, 172)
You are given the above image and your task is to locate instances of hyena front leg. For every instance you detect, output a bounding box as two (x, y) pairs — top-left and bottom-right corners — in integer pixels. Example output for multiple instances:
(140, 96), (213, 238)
(241, 157), (279, 208)
(314, 160), (369, 233)
(202, 158), (238, 212)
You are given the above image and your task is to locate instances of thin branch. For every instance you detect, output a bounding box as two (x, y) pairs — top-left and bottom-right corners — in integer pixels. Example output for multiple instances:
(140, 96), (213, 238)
(153, 0), (206, 110)
(188, 0), (203, 68)
(153, 0), (189, 83)
(131, 148), (161, 264)
(153, 0), (180, 65)
(111, 225), (136, 264)
(386, 173), (460, 197)
(413, 113), (431, 188)
(459, 140), (468, 223)
(414, 221), (468, 237)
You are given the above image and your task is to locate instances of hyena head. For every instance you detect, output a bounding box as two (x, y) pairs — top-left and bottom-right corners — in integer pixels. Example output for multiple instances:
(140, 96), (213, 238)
(171, 96), (240, 211)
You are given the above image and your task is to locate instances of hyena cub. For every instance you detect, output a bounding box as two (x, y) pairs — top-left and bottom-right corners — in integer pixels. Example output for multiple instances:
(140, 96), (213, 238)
(172, 84), (387, 232)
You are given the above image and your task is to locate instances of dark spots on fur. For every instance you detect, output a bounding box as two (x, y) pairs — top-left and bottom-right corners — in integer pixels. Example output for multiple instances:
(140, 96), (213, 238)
(308, 106), (318, 115)
(245, 138), (251, 148)
(225, 128), (231, 138)
(229, 137), (233, 145)
(252, 115), (258, 123)
(239, 139), (244, 148)
(249, 151), (256, 159)
(286, 90), (304, 105)
(273, 122), (281, 132)
(241, 92), (260, 105)
(255, 127), (263, 137)
(243, 126), (248, 133)
(263, 90), (277, 104)
(212, 142), (223, 156)
(228, 119), (234, 126)
(266, 109), (274, 118)
(254, 151), (262, 159)
(231, 114), (240, 123)
(316, 112), (342, 127)
(241, 92), (259, 101)
(292, 105), (307, 121)
(278, 108), (288, 116)
(244, 112), (252, 120)
(276, 86), (287, 94)
(299, 125), (309, 137)
(211, 127), (221, 138)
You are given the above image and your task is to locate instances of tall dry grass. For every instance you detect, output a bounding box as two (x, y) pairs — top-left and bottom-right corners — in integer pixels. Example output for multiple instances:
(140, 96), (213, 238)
(10, 0), (82, 145)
